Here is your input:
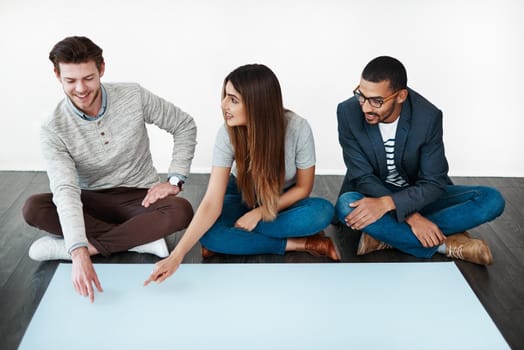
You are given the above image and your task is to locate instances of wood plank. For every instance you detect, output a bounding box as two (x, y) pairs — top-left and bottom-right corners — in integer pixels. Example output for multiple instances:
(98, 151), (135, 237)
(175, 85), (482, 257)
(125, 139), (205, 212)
(0, 261), (58, 350)
(0, 171), (40, 221)
(0, 175), (51, 290)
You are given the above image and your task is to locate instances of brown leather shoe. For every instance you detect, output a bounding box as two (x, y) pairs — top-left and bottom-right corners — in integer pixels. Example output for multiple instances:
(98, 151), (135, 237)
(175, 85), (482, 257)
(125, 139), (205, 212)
(446, 231), (471, 242)
(446, 233), (492, 265)
(304, 233), (340, 261)
(201, 246), (216, 258)
(356, 233), (392, 255)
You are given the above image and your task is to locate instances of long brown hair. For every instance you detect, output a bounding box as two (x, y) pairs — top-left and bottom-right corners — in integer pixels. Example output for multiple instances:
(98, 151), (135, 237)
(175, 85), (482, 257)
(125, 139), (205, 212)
(223, 64), (287, 221)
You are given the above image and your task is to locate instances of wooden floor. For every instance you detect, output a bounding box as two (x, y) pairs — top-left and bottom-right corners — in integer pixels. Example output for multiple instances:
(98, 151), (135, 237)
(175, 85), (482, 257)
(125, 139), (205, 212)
(0, 171), (523, 349)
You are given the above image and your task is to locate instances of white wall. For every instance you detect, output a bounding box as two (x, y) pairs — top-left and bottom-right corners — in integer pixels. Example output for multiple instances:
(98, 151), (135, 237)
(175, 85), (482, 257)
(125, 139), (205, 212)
(1, 0), (523, 176)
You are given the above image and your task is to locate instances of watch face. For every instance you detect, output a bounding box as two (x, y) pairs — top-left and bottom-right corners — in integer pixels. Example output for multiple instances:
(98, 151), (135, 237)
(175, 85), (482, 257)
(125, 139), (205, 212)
(169, 176), (180, 186)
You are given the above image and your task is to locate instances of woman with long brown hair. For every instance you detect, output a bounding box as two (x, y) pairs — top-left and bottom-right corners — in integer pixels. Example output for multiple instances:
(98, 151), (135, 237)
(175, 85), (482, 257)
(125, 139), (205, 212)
(145, 64), (339, 285)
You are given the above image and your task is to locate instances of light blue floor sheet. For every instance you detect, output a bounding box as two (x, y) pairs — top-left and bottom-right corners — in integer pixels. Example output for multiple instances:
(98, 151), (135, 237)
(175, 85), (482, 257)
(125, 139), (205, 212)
(20, 262), (509, 349)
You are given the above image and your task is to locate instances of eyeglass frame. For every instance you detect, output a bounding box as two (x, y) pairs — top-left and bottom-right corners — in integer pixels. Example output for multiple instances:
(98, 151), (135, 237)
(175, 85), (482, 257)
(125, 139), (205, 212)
(353, 85), (403, 108)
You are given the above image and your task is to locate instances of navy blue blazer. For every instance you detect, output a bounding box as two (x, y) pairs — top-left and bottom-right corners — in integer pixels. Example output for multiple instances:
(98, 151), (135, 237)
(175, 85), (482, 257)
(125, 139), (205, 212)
(337, 87), (451, 222)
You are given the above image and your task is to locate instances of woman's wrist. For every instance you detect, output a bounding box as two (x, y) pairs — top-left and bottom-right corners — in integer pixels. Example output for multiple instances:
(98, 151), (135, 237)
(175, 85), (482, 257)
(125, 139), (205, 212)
(169, 248), (185, 263)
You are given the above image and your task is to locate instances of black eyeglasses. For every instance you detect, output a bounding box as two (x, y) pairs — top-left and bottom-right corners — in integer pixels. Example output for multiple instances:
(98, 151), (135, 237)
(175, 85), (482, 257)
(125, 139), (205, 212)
(353, 85), (402, 108)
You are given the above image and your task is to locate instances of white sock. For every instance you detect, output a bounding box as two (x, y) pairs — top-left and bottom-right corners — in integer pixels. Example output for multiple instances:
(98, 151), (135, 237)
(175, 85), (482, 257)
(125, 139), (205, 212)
(129, 238), (169, 258)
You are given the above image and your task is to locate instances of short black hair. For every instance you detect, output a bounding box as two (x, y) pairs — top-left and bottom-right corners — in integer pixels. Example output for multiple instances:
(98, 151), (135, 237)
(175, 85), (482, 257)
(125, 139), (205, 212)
(49, 36), (104, 73)
(362, 56), (407, 91)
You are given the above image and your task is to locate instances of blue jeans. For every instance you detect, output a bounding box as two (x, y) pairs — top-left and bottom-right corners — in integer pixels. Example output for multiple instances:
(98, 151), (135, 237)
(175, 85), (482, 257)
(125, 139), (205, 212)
(200, 176), (335, 255)
(335, 185), (505, 258)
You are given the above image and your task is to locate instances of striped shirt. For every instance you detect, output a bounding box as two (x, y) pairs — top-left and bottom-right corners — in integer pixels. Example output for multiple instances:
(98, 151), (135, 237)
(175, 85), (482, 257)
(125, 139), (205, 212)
(379, 118), (408, 188)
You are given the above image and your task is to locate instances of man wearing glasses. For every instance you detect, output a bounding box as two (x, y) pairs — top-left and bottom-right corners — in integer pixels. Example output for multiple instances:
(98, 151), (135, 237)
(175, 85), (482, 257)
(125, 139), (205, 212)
(335, 56), (505, 265)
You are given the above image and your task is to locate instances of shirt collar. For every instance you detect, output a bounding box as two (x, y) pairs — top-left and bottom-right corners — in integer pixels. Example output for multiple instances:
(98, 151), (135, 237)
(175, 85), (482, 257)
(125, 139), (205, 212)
(66, 84), (107, 121)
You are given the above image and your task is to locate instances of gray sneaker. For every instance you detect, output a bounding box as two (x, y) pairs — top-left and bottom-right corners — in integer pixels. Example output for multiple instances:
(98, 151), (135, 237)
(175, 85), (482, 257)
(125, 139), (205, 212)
(28, 236), (71, 261)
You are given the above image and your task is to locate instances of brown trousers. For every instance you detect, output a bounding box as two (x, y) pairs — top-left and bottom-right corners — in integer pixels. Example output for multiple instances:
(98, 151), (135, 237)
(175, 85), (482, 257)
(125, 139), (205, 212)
(22, 187), (194, 256)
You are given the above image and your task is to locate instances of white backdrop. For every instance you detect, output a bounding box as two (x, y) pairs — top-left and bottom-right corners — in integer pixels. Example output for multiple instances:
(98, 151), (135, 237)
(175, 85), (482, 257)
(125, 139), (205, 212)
(1, 0), (523, 176)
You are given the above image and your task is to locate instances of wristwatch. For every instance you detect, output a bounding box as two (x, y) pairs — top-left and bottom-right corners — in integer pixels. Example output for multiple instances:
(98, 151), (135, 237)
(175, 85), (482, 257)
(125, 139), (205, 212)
(168, 176), (184, 191)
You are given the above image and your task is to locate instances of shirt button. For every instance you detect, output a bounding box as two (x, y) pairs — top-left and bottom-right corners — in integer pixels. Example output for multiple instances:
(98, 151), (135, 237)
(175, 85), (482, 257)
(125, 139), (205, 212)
(104, 141), (109, 145)
(101, 132), (105, 136)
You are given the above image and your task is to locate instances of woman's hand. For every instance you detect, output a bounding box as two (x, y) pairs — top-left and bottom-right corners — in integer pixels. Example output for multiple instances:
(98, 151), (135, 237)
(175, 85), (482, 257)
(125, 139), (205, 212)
(234, 207), (263, 231)
(143, 253), (183, 286)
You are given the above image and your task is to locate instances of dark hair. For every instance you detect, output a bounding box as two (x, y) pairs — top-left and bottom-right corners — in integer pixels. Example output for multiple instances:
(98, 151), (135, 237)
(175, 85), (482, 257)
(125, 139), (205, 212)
(222, 64), (287, 220)
(49, 36), (104, 73)
(362, 56), (407, 91)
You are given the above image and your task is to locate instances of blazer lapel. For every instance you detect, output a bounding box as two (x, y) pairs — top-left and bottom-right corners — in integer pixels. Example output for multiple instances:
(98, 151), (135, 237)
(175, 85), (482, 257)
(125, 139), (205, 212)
(395, 94), (412, 170)
(365, 123), (388, 178)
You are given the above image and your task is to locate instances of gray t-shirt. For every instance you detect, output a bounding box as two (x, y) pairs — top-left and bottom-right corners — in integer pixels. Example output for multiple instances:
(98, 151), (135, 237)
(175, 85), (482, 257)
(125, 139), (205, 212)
(212, 111), (315, 189)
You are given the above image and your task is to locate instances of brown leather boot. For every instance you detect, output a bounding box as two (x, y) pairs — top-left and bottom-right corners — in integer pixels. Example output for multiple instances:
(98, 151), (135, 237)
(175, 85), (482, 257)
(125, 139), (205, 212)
(304, 233), (341, 261)
(445, 233), (492, 265)
(445, 232), (471, 243)
(201, 246), (216, 258)
(356, 233), (392, 255)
